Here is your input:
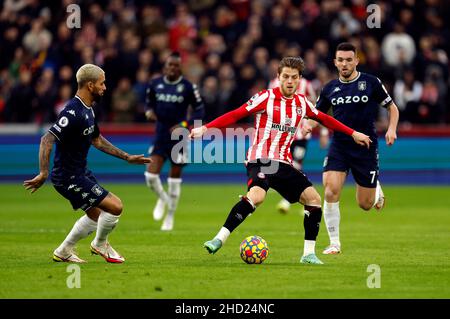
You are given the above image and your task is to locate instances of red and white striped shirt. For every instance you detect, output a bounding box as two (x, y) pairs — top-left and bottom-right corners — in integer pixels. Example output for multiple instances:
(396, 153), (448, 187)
(268, 77), (317, 140)
(205, 87), (353, 165)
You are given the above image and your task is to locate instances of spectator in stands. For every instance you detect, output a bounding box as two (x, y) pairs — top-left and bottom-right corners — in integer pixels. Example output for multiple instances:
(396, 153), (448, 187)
(4, 68), (34, 123)
(0, 1), (448, 125)
(381, 23), (416, 77)
(111, 77), (137, 123)
(394, 69), (423, 122)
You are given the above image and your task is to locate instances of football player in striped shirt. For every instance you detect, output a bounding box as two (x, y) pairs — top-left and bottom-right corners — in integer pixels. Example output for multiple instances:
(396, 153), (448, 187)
(190, 57), (371, 264)
(269, 73), (329, 214)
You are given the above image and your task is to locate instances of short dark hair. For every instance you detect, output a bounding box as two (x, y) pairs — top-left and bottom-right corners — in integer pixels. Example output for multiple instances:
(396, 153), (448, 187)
(278, 56), (305, 75)
(336, 42), (357, 55)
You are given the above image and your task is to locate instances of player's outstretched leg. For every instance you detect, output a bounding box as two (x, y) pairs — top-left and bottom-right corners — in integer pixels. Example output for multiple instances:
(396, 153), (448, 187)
(322, 200), (341, 255)
(373, 180), (385, 211)
(276, 198), (291, 214)
(90, 210), (124, 263)
(144, 171), (170, 221)
(90, 195), (125, 263)
(204, 195), (256, 254)
(300, 205), (324, 265)
(53, 215), (97, 263)
(161, 177), (182, 231)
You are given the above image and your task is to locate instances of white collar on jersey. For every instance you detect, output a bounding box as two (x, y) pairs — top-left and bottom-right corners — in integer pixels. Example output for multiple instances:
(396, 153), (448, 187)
(163, 76), (183, 85)
(338, 71), (361, 84)
(75, 95), (92, 109)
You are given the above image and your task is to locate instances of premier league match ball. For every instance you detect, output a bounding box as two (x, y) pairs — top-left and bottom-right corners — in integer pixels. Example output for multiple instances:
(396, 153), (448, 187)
(239, 235), (269, 264)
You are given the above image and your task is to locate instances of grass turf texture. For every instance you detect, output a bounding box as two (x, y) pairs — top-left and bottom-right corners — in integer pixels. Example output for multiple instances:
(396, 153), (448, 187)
(1, 184), (449, 298)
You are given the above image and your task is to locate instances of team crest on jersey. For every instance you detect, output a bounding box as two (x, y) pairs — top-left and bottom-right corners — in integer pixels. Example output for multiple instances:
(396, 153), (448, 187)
(176, 84), (184, 93)
(58, 116), (69, 127)
(91, 184), (103, 196)
(296, 107), (302, 115)
(247, 93), (259, 106)
(358, 81), (366, 91)
(257, 172), (265, 179)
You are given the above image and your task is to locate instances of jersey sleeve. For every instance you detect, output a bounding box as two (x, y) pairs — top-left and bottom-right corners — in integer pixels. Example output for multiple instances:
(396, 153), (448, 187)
(145, 81), (156, 112)
(304, 98), (320, 118)
(372, 77), (393, 108)
(205, 90), (269, 128)
(244, 90), (269, 113)
(305, 98), (354, 136)
(48, 109), (80, 143)
(315, 87), (332, 113)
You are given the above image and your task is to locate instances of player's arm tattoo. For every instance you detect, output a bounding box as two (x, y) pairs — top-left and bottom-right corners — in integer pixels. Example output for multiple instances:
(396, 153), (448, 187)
(92, 135), (130, 161)
(39, 132), (55, 178)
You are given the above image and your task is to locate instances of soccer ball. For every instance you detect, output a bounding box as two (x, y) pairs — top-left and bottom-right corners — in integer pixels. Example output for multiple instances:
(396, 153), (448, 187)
(239, 235), (269, 264)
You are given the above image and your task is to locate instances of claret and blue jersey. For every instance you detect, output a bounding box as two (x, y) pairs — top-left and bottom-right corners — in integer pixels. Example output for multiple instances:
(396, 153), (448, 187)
(316, 72), (392, 149)
(145, 76), (204, 163)
(48, 96), (100, 181)
(145, 76), (204, 137)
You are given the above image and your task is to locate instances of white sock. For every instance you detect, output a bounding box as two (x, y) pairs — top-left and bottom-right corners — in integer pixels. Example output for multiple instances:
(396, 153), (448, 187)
(167, 177), (182, 216)
(372, 180), (382, 207)
(303, 240), (316, 256)
(324, 200), (341, 247)
(214, 227), (230, 244)
(93, 211), (120, 247)
(144, 172), (169, 202)
(56, 215), (97, 252)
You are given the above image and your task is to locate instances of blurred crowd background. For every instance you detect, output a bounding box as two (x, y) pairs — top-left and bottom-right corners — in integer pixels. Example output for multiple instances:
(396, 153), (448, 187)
(0, 0), (449, 126)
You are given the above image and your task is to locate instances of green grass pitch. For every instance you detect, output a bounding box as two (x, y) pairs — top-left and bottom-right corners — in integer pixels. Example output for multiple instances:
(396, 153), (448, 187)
(1, 183), (449, 298)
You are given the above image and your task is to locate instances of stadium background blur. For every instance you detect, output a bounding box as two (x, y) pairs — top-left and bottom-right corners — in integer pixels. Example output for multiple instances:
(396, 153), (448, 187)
(0, 0), (449, 184)
(0, 0), (449, 125)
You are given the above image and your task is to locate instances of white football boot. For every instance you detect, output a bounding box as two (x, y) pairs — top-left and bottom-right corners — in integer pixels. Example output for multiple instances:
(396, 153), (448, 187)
(322, 244), (341, 255)
(160, 212), (174, 231)
(90, 241), (125, 263)
(153, 198), (167, 221)
(53, 247), (86, 263)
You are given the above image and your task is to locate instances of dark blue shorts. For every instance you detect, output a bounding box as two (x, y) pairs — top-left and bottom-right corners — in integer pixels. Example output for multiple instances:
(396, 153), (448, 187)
(324, 143), (379, 188)
(148, 134), (188, 166)
(52, 171), (109, 211)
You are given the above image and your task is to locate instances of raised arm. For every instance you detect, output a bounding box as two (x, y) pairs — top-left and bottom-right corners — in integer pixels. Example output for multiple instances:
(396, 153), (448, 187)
(92, 134), (152, 164)
(23, 132), (56, 193)
(312, 111), (372, 148)
(189, 103), (251, 138)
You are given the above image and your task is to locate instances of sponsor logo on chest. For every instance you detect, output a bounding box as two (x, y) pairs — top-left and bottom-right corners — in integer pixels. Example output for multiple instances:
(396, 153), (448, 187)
(271, 117), (296, 134)
(156, 93), (185, 103)
(331, 95), (369, 105)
